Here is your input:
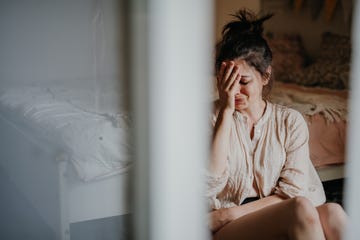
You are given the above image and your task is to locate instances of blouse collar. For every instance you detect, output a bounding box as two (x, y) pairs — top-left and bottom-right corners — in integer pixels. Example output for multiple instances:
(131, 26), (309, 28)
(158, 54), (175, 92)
(234, 100), (272, 128)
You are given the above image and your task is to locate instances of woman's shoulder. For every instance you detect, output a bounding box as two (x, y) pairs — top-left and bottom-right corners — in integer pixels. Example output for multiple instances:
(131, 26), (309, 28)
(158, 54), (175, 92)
(269, 102), (305, 124)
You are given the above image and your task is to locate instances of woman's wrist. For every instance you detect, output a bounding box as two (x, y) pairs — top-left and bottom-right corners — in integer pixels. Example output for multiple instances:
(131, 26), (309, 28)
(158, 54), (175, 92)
(210, 208), (234, 232)
(223, 207), (235, 222)
(218, 207), (234, 224)
(220, 106), (234, 117)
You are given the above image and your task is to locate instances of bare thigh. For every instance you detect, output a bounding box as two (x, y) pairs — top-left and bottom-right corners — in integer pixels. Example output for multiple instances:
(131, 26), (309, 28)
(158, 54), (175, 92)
(213, 198), (297, 240)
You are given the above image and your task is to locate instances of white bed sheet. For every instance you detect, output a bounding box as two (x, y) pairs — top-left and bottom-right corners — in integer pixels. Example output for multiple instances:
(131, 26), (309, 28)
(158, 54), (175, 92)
(0, 87), (132, 181)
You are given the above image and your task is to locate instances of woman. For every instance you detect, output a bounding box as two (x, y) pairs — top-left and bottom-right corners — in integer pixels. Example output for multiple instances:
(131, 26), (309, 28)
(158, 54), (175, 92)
(207, 9), (347, 240)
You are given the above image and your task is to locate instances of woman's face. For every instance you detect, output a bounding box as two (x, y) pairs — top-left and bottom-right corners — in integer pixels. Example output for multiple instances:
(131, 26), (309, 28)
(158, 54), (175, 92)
(232, 59), (269, 112)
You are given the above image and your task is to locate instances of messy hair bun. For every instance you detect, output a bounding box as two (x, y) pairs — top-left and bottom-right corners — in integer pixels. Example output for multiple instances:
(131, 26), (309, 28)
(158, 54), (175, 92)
(215, 9), (274, 97)
(222, 10), (273, 41)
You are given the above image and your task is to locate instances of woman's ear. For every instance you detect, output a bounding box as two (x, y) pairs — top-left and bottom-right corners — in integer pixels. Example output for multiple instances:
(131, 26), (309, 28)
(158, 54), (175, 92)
(263, 66), (272, 85)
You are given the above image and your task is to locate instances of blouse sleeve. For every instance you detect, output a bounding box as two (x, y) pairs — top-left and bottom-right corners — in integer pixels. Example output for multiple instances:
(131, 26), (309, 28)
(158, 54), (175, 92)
(205, 159), (230, 209)
(274, 110), (326, 206)
(205, 108), (230, 210)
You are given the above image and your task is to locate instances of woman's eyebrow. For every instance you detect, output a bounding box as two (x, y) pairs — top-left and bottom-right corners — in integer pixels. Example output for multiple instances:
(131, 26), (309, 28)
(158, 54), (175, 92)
(241, 75), (250, 78)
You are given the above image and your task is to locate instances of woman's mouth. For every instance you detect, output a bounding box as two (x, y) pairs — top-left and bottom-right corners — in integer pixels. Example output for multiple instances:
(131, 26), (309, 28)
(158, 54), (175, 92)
(235, 98), (246, 104)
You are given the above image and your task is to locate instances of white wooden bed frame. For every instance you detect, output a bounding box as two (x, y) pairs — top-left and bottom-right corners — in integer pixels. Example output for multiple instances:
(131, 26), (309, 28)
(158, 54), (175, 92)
(317, 165), (345, 182)
(0, 114), (130, 240)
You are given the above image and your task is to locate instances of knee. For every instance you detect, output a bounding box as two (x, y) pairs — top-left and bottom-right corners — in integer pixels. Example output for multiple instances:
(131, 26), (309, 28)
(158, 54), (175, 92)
(321, 202), (347, 222)
(319, 202), (347, 236)
(290, 197), (320, 227)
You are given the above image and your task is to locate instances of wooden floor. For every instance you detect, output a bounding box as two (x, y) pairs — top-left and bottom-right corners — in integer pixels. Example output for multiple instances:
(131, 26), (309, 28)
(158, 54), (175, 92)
(70, 214), (132, 240)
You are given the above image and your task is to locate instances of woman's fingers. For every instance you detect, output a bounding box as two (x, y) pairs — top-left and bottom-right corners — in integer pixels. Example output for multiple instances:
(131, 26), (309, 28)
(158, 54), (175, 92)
(222, 61), (235, 85)
(229, 73), (241, 92)
(224, 65), (240, 90)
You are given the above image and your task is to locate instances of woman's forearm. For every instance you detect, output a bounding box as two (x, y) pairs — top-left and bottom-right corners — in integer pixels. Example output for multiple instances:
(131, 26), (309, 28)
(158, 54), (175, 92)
(210, 108), (234, 176)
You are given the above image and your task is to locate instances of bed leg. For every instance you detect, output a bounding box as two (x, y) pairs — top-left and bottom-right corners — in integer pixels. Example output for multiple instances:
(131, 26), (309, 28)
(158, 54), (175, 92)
(57, 155), (70, 240)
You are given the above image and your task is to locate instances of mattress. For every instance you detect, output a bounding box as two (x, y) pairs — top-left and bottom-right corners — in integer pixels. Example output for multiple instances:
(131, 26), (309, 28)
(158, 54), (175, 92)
(0, 87), (132, 181)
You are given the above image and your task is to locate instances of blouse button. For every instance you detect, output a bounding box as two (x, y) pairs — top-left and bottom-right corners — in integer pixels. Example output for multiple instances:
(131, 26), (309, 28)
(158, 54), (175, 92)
(309, 186), (316, 192)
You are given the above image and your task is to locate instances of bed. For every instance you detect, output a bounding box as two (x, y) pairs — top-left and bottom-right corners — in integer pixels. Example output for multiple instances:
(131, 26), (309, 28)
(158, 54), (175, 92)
(0, 86), (132, 239)
(269, 81), (347, 181)
(266, 31), (350, 182)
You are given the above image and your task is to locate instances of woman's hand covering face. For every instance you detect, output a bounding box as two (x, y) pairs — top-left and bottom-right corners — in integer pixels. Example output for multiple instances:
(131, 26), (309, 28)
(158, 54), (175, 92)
(217, 61), (242, 112)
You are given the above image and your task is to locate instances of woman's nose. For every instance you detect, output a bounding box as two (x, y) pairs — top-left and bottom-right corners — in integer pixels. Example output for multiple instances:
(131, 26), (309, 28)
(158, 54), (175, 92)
(236, 84), (242, 92)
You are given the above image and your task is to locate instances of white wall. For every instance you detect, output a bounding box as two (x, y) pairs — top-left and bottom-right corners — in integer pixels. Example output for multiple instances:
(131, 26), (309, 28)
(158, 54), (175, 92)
(0, 0), (125, 111)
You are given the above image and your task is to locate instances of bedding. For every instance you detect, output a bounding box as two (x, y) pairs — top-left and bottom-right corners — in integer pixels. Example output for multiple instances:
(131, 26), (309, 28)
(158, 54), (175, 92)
(0, 87), (132, 181)
(269, 81), (348, 167)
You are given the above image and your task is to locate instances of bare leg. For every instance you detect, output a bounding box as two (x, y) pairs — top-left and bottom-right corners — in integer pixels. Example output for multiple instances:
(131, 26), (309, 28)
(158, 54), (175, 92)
(317, 203), (347, 240)
(213, 197), (325, 240)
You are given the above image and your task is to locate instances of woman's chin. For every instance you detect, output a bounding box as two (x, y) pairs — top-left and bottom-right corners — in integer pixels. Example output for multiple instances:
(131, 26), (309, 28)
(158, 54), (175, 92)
(235, 102), (247, 111)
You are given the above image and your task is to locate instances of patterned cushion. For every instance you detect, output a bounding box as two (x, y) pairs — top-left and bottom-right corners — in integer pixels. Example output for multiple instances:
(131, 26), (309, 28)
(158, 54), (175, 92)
(285, 61), (350, 89)
(273, 32), (351, 90)
(319, 32), (351, 64)
(265, 33), (307, 82)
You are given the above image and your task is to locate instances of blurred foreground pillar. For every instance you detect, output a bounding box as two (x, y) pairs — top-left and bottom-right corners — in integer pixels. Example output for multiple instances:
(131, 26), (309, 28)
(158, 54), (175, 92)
(129, 0), (213, 239)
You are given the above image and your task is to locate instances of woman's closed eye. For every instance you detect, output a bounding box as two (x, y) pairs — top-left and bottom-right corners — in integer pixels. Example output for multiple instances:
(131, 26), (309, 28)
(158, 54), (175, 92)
(239, 79), (250, 85)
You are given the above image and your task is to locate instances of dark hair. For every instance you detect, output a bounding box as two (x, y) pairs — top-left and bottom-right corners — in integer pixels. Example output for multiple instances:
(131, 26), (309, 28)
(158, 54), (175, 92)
(215, 9), (274, 97)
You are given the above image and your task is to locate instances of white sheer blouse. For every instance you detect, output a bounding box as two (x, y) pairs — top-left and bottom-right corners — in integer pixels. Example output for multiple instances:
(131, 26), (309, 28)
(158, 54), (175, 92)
(206, 101), (326, 210)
